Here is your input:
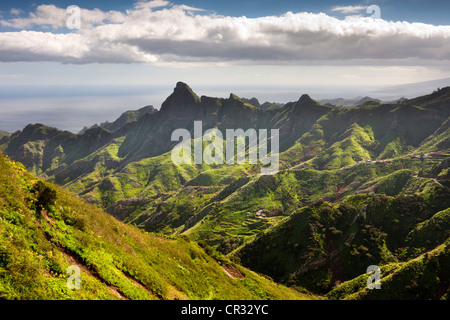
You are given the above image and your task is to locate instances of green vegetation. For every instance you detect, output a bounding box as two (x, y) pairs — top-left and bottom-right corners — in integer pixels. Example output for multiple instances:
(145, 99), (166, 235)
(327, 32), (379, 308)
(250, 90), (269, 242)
(0, 152), (315, 300)
(327, 239), (450, 300)
(1, 84), (449, 300)
(235, 190), (449, 297)
(0, 130), (11, 143)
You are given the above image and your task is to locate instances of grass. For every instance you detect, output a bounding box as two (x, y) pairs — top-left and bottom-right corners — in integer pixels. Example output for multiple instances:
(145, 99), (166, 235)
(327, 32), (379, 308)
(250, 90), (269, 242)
(0, 151), (316, 300)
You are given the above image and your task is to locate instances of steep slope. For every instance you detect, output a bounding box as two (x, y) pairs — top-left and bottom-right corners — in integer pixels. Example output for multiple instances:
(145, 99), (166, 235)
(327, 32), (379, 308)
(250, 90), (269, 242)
(115, 82), (274, 164)
(2, 124), (113, 176)
(269, 94), (333, 151)
(0, 130), (10, 140)
(179, 153), (449, 250)
(296, 96), (449, 170)
(415, 117), (450, 153)
(1, 84), (449, 301)
(1, 84), (449, 259)
(0, 151), (315, 300)
(327, 238), (450, 300)
(79, 105), (157, 134)
(234, 189), (450, 297)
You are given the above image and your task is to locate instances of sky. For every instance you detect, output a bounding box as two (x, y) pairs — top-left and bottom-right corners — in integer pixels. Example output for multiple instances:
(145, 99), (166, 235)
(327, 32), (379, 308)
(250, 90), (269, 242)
(0, 0), (449, 133)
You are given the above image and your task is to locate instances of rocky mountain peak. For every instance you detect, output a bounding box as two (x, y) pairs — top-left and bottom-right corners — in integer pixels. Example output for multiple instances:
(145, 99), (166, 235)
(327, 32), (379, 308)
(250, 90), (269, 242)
(160, 82), (201, 112)
(298, 94), (314, 105)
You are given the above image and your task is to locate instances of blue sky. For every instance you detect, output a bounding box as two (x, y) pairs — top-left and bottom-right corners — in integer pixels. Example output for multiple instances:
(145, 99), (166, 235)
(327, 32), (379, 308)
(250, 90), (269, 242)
(1, 0), (449, 24)
(0, 0), (449, 132)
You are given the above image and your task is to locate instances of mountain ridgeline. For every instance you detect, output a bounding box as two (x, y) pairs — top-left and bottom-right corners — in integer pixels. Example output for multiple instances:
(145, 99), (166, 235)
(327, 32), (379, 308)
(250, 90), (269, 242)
(1, 83), (449, 299)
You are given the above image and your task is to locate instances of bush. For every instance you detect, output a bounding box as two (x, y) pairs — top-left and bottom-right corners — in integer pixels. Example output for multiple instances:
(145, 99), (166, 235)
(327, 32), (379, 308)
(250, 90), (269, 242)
(0, 244), (12, 267)
(32, 181), (57, 212)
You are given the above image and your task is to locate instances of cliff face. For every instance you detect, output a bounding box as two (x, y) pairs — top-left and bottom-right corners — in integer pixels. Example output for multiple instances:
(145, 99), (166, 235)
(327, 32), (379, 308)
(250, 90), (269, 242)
(160, 82), (201, 113)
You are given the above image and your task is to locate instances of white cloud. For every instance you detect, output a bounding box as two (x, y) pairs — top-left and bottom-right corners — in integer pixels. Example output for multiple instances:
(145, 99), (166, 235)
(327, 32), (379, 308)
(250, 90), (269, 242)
(10, 8), (23, 16)
(0, 4), (127, 29)
(135, 0), (171, 10)
(0, 1), (449, 65)
(331, 5), (367, 14)
(173, 4), (206, 13)
(1, 5), (67, 29)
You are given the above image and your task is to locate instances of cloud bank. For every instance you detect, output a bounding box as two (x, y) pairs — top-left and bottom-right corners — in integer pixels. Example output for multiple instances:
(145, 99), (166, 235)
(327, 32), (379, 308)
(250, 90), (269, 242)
(0, 0), (449, 65)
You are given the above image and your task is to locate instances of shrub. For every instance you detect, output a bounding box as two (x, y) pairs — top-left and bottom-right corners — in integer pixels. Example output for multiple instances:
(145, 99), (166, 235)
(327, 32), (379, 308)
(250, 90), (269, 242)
(32, 181), (57, 212)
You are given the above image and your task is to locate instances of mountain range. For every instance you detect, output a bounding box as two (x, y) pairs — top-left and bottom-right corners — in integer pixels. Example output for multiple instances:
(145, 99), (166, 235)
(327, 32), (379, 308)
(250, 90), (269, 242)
(318, 96), (384, 108)
(0, 82), (449, 300)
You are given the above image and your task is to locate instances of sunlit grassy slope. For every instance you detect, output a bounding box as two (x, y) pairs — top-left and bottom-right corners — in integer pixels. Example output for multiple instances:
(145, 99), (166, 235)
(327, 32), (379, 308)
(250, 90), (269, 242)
(0, 152), (316, 300)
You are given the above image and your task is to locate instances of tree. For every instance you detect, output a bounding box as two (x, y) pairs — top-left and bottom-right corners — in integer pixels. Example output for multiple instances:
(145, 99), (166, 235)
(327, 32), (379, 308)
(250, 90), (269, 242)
(32, 181), (57, 212)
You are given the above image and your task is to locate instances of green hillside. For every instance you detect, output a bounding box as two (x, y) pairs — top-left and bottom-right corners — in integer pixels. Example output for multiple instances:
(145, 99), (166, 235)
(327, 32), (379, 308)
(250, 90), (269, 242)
(79, 105), (157, 135)
(327, 238), (450, 300)
(235, 190), (450, 297)
(0, 130), (10, 139)
(0, 152), (315, 300)
(1, 84), (449, 300)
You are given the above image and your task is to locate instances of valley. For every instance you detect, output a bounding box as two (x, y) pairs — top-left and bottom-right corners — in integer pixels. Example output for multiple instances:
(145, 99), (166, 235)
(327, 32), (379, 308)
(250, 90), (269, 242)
(1, 83), (449, 300)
